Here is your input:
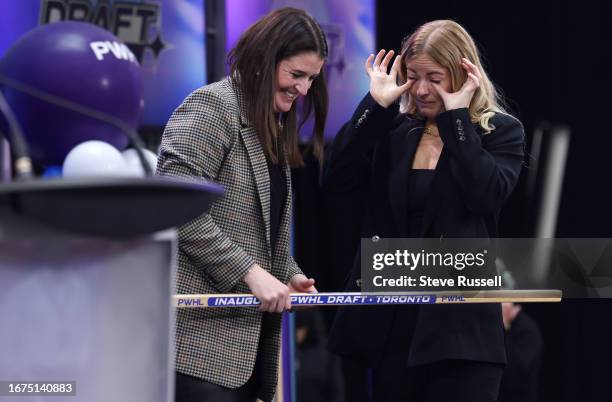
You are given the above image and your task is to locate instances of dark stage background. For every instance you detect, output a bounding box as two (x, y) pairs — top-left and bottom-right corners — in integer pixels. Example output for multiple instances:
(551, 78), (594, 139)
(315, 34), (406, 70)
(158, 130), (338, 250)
(292, 1), (612, 401)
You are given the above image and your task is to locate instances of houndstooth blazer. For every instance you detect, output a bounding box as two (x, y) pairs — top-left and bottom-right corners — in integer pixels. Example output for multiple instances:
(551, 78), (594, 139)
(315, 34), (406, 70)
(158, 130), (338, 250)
(156, 77), (302, 401)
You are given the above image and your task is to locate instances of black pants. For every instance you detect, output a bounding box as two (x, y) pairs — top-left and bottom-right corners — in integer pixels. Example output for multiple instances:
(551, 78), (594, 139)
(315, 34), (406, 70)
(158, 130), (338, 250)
(175, 372), (260, 402)
(341, 356), (503, 402)
(378, 358), (503, 402)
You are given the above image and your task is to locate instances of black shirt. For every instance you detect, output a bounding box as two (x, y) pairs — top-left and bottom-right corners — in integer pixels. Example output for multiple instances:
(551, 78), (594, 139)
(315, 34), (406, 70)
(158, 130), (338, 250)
(385, 169), (435, 360)
(406, 169), (435, 237)
(267, 160), (286, 254)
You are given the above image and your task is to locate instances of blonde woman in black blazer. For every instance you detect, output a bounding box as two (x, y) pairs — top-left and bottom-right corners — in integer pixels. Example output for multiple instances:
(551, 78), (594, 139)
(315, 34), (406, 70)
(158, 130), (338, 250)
(157, 8), (328, 402)
(323, 20), (525, 402)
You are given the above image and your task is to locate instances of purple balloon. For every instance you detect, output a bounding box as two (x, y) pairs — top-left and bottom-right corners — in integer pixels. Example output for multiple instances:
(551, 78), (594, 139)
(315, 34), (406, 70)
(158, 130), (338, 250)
(0, 21), (143, 166)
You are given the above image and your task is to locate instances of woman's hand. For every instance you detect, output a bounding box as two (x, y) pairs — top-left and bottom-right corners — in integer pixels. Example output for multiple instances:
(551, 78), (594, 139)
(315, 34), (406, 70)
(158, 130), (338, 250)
(432, 57), (481, 111)
(366, 49), (412, 108)
(288, 274), (317, 294)
(287, 274), (317, 311)
(243, 264), (291, 313)
(502, 302), (522, 330)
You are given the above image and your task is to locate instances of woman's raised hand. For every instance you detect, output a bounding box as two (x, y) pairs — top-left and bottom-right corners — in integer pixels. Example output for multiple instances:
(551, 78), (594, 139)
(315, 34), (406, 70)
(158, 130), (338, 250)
(432, 57), (481, 111)
(365, 49), (412, 108)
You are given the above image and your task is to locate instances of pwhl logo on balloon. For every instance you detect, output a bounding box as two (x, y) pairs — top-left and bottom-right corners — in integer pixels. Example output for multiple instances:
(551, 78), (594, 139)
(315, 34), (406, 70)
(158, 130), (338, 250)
(39, 0), (166, 64)
(90, 41), (137, 63)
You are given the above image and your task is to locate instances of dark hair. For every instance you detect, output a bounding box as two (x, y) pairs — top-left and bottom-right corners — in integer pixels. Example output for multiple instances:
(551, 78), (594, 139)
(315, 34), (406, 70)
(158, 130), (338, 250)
(228, 7), (328, 167)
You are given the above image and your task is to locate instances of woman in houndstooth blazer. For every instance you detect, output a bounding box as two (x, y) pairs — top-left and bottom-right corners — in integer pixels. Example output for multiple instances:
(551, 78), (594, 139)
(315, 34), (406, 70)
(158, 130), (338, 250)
(156, 8), (328, 402)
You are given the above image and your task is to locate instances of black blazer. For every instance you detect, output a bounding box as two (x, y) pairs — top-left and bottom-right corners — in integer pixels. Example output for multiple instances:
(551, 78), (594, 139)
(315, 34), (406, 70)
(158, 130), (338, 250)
(322, 94), (525, 367)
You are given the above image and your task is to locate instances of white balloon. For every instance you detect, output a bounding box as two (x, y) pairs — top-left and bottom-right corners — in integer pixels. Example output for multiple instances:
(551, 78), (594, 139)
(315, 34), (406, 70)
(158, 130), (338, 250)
(122, 148), (158, 177)
(62, 140), (130, 178)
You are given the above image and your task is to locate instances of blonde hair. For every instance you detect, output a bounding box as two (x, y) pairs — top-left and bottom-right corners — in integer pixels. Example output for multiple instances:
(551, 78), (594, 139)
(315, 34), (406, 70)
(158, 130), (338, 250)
(398, 20), (507, 132)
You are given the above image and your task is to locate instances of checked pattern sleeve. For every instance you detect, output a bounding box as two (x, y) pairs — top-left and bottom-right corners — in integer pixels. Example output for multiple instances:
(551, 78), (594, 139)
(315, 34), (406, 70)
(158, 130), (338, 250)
(156, 88), (255, 292)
